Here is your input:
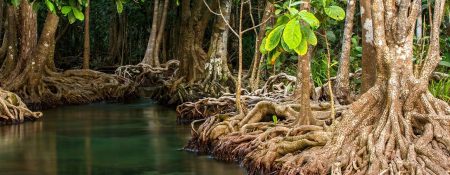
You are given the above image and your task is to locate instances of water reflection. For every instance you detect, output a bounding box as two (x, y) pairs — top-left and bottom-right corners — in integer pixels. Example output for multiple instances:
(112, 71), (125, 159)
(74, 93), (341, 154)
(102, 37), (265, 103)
(0, 99), (245, 175)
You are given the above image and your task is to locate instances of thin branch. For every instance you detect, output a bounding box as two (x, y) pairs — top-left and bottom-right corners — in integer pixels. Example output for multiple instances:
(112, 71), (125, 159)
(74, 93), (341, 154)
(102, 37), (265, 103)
(203, 0), (239, 37)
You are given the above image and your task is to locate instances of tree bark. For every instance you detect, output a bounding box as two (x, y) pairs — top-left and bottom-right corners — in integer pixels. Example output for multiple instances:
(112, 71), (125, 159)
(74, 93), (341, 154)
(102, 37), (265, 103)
(360, 0), (377, 93)
(142, 0), (160, 65)
(203, 0), (234, 95)
(83, 0), (90, 69)
(153, 0), (169, 66)
(178, 0), (210, 83)
(334, 0), (356, 104)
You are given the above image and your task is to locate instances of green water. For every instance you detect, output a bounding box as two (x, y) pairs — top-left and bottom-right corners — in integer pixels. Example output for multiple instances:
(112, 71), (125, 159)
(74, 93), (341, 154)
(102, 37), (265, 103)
(0, 99), (245, 175)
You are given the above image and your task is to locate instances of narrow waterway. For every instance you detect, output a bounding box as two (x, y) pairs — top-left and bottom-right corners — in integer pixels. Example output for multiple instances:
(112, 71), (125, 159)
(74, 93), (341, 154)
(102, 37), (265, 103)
(0, 99), (245, 175)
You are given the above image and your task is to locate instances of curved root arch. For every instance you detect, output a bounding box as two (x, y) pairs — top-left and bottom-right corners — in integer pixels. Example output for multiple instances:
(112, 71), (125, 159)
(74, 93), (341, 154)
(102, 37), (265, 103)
(177, 73), (298, 123)
(186, 84), (450, 174)
(0, 88), (42, 124)
(115, 60), (179, 84)
(39, 69), (136, 106)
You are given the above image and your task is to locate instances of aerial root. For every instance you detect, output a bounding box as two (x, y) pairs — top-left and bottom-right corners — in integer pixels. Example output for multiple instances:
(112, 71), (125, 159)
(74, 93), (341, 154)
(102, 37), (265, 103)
(0, 88), (42, 124)
(186, 84), (450, 174)
(12, 68), (136, 108)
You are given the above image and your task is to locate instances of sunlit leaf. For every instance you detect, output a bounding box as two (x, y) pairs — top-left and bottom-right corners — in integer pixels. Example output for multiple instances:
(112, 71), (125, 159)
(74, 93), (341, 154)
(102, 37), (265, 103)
(282, 19), (302, 49)
(265, 25), (285, 52)
(298, 10), (320, 29)
(325, 6), (346, 21)
(294, 37), (308, 55)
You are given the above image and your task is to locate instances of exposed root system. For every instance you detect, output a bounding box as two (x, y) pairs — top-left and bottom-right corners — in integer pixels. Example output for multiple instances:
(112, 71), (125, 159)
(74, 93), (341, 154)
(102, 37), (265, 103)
(5, 68), (135, 108)
(0, 88), (42, 124)
(185, 84), (450, 174)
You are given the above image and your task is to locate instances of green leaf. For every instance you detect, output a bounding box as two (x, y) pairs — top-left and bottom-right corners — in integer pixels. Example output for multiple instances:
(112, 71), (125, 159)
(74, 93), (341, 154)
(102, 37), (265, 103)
(11, 0), (20, 7)
(288, 7), (299, 15)
(298, 10), (320, 29)
(325, 6), (346, 21)
(326, 31), (337, 42)
(61, 6), (72, 15)
(272, 115), (278, 125)
(45, 0), (55, 12)
(260, 38), (267, 55)
(73, 8), (84, 20)
(116, 0), (124, 13)
(265, 25), (285, 52)
(439, 61), (450, 67)
(294, 37), (308, 55)
(281, 38), (293, 52)
(282, 19), (302, 49)
(275, 9), (282, 15)
(68, 13), (76, 24)
(302, 26), (317, 46)
(275, 15), (289, 27)
(270, 51), (282, 65)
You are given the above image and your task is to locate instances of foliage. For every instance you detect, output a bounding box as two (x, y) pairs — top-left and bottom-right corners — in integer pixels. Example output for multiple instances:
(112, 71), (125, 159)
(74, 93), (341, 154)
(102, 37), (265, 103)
(429, 78), (450, 102)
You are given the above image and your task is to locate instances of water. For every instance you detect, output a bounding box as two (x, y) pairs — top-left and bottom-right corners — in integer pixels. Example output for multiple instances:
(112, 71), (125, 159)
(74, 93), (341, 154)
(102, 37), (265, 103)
(0, 99), (245, 175)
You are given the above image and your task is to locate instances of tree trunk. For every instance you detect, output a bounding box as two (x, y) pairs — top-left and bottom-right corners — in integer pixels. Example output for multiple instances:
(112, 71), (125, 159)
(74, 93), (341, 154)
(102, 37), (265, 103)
(334, 0), (356, 104)
(360, 0), (377, 93)
(153, 0), (169, 66)
(202, 0), (234, 95)
(83, 0), (90, 69)
(0, 5), (17, 80)
(142, 0), (160, 65)
(249, 2), (273, 92)
(235, 1), (245, 114)
(178, 0), (210, 83)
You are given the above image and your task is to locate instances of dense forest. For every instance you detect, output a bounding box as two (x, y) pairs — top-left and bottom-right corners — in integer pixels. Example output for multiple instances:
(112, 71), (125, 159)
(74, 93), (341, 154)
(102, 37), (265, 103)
(0, 0), (449, 174)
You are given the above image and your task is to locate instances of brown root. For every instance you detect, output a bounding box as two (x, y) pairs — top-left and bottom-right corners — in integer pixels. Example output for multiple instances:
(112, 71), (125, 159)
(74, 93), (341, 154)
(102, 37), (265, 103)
(186, 84), (450, 174)
(0, 88), (42, 124)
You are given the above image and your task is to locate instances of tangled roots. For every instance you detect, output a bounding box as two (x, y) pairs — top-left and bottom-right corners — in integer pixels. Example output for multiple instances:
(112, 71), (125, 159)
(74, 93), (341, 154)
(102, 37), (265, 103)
(185, 83), (450, 174)
(0, 88), (42, 124)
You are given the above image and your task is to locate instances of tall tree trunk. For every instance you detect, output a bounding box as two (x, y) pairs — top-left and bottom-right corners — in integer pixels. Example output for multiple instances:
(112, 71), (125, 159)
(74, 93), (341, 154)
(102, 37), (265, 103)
(202, 0), (234, 95)
(142, 0), (160, 65)
(0, 0), (4, 38)
(153, 0), (169, 66)
(249, 2), (273, 92)
(294, 0), (313, 125)
(235, 0), (244, 114)
(0, 5), (17, 80)
(334, 0), (356, 104)
(360, 0), (377, 93)
(83, 0), (90, 69)
(178, 0), (210, 83)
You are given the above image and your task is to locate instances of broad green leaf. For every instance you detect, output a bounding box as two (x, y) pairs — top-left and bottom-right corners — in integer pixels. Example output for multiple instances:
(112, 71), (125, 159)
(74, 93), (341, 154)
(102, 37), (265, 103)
(298, 10), (320, 29)
(270, 51), (282, 65)
(281, 38), (293, 52)
(45, 0), (55, 12)
(275, 15), (289, 27)
(275, 9), (282, 15)
(325, 6), (346, 21)
(61, 6), (72, 15)
(116, 0), (124, 13)
(68, 12), (76, 24)
(288, 7), (299, 15)
(73, 8), (84, 20)
(439, 61), (450, 67)
(265, 25), (285, 52)
(294, 37), (308, 55)
(282, 19), (302, 49)
(260, 38), (267, 55)
(302, 26), (317, 46)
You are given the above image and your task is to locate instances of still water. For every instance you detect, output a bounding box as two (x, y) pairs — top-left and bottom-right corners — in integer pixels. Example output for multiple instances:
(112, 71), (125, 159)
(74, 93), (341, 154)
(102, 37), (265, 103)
(0, 99), (245, 175)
